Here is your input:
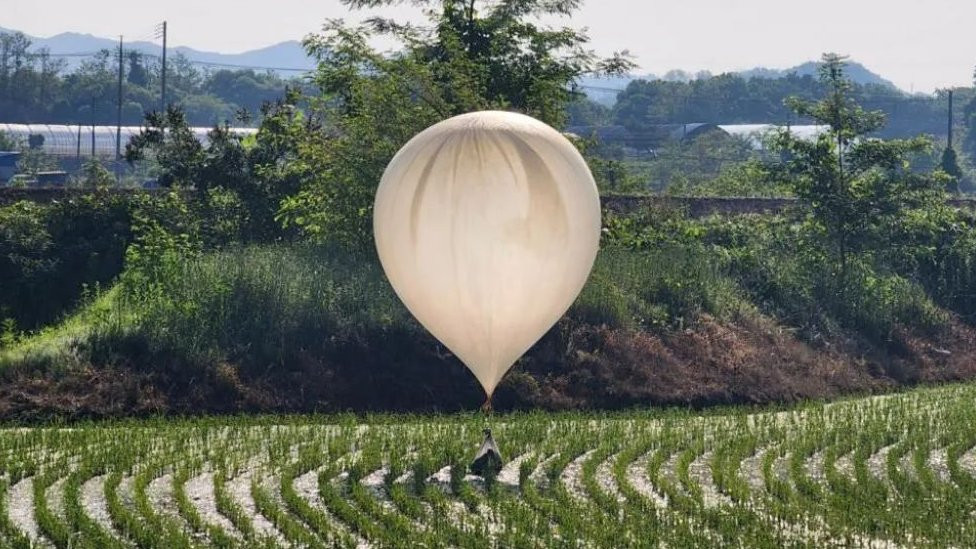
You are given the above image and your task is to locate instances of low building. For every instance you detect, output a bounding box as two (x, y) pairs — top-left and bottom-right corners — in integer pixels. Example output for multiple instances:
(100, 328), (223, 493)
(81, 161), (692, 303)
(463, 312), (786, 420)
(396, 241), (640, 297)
(566, 123), (828, 154)
(718, 124), (829, 149)
(0, 152), (19, 184)
(567, 123), (723, 154)
(34, 171), (70, 187)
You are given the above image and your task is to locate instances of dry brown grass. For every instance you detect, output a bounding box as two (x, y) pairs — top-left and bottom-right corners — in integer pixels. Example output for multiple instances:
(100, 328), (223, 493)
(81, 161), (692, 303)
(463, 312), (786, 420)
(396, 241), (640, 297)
(3, 311), (976, 422)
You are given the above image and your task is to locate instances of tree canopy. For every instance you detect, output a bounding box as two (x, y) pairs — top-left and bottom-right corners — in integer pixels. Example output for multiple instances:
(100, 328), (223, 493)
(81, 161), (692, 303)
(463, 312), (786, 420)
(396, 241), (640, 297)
(0, 31), (297, 126)
(612, 71), (959, 140)
(771, 54), (950, 274)
(277, 0), (633, 246)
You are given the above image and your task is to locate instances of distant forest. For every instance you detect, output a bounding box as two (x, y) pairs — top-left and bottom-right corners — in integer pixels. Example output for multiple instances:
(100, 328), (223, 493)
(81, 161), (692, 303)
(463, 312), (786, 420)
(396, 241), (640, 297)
(2, 28), (973, 152)
(0, 31), (298, 127)
(572, 73), (970, 143)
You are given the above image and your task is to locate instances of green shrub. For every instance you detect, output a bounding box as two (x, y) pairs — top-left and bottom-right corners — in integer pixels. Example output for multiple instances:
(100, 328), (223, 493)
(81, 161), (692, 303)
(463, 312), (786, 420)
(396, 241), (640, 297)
(103, 245), (411, 374)
(0, 189), (253, 333)
(0, 195), (130, 331)
(606, 205), (952, 347)
(573, 245), (740, 330)
(725, 221), (947, 345)
(85, 239), (745, 379)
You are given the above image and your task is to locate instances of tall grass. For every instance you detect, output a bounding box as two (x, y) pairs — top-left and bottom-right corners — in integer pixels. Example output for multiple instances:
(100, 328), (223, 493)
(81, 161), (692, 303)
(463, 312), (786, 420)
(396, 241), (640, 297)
(82, 242), (744, 373)
(574, 244), (742, 330)
(4, 225), (952, 381)
(78, 245), (416, 380)
(0, 285), (129, 374)
(729, 233), (948, 346)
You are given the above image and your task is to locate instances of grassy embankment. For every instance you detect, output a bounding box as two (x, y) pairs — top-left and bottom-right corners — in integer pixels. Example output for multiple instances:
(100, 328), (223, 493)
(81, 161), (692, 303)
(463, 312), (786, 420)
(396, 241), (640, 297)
(2, 205), (975, 419)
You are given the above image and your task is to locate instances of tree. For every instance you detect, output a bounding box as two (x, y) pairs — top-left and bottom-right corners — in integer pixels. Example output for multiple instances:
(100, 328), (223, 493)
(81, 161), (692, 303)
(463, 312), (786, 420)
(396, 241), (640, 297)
(168, 53), (203, 100)
(125, 105), (263, 193)
(567, 95), (611, 127)
(277, 0), (633, 246)
(0, 32), (65, 120)
(772, 53), (948, 275)
(123, 92), (318, 241)
(74, 157), (114, 188)
(0, 31), (298, 127)
(127, 51), (150, 88)
(68, 50), (115, 124)
(0, 130), (18, 151)
(0, 32), (34, 110)
(610, 70), (948, 139)
(204, 69), (289, 116)
(940, 146), (962, 193)
(125, 107), (206, 188)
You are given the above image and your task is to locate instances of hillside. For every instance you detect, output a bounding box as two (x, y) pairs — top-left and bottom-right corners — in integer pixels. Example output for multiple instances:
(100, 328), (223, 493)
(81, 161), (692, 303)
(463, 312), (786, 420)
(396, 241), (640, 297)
(2, 231), (976, 420)
(739, 60), (899, 90)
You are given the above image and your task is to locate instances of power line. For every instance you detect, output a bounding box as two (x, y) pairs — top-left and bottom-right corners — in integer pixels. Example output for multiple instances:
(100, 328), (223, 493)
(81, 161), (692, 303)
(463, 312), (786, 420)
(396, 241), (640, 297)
(153, 57), (311, 73)
(46, 52), (104, 58)
(159, 21), (167, 112)
(46, 49), (311, 74)
(578, 85), (628, 93)
(35, 51), (959, 96)
(134, 51), (312, 72)
(574, 85), (947, 105)
(123, 29), (160, 45)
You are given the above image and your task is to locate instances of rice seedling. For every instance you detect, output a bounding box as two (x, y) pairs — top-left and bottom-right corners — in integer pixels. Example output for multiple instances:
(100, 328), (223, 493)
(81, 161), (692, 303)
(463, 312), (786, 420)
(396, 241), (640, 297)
(1, 384), (976, 546)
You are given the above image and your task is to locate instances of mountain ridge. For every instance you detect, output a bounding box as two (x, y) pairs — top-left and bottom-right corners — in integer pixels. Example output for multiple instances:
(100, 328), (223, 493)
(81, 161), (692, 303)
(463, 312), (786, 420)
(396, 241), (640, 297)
(0, 27), (316, 72)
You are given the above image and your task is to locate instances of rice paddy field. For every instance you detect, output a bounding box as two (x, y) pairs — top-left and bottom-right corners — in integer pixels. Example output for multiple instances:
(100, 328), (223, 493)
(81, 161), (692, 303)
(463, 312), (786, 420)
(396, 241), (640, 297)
(2, 383), (976, 548)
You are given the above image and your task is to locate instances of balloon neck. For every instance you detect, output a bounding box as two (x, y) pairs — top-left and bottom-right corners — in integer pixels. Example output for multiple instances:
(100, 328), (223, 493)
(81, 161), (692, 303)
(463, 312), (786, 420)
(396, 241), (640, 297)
(481, 394), (494, 415)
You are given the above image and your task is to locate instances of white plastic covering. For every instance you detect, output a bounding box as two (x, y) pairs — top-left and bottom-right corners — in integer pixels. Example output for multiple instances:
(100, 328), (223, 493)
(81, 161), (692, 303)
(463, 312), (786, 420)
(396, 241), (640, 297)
(374, 111), (602, 398)
(718, 124), (829, 149)
(0, 124), (257, 157)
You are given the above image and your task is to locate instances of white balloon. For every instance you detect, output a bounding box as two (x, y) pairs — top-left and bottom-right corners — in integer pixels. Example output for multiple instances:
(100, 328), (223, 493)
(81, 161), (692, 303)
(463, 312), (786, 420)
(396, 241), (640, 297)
(374, 111), (601, 398)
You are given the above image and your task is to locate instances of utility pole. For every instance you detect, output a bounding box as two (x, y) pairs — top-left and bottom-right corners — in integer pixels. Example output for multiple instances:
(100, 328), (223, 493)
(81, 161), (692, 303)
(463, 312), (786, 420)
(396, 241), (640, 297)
(116, 35), (124, 181)
(90, 97), (96, 156)
(157, 21), (168, 112)
(948, 89), (954, 150)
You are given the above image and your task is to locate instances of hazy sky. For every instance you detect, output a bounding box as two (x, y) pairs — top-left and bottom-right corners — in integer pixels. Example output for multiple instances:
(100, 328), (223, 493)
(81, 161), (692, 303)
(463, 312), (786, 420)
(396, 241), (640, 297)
(3, 0), (973, 93)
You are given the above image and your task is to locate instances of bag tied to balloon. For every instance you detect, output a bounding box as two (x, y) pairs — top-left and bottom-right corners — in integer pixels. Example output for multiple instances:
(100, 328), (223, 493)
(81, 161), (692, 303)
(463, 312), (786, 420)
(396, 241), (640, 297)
(373, 111), (602, 407)
(470, 428), (504, 479)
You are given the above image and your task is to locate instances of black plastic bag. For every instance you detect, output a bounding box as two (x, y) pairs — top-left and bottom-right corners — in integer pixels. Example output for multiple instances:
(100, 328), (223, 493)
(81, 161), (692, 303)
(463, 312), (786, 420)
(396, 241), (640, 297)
(470, 428), (504, 477)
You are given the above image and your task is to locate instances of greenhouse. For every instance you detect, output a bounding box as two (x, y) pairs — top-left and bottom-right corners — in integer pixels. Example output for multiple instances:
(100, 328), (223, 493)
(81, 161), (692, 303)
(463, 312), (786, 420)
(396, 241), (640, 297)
(0, 124), (257, 157)
(718, 124), (829, 149)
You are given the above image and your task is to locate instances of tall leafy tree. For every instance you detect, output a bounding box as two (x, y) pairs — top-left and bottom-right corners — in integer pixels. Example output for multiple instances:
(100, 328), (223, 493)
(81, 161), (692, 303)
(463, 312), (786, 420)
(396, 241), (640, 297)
(0, 32), (65, 120)
(940, 145), (962, 193)
(773, 54), (949, 275)
(66, 50), (116, 124)
(125, 107), (206, 188)
(127, 51), (150, 88)
(278, 0), (633, 246)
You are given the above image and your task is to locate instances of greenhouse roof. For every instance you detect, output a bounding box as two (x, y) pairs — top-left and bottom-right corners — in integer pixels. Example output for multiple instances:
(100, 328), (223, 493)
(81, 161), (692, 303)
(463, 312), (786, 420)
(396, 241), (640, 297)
(0, 124), (258, 157)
